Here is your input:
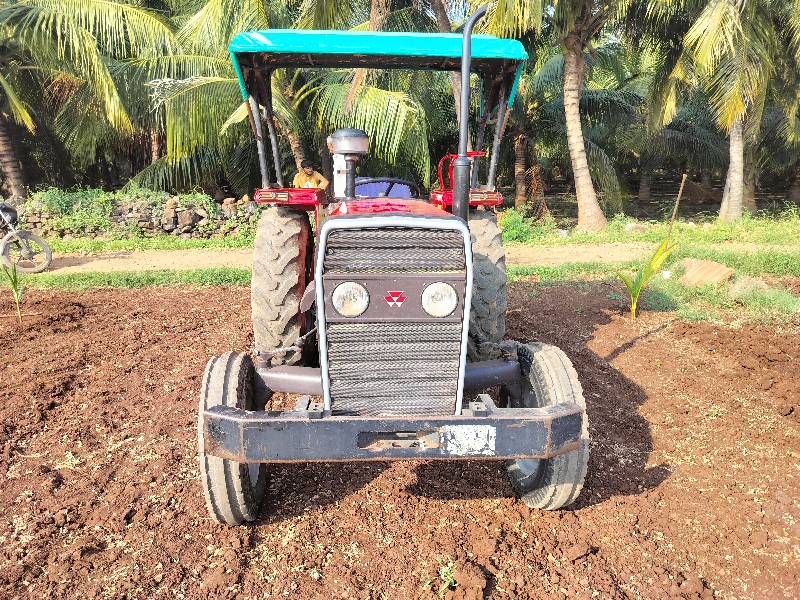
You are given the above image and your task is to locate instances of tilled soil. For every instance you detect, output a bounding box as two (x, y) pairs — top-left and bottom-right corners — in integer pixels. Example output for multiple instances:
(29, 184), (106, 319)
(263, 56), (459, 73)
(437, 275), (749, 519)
(1, 284), (798, 599)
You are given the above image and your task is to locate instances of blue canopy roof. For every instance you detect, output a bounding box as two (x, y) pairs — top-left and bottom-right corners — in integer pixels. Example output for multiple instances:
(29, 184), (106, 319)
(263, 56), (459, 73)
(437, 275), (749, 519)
(229, 29), (527, 106)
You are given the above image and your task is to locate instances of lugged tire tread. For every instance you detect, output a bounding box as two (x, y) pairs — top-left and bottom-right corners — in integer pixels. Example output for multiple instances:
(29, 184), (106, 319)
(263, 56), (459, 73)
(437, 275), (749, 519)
(506, 343), (589, 510)
(252, 207), (310, 365)
(467, 210), (507, 361)
(198, 352), (267, 525)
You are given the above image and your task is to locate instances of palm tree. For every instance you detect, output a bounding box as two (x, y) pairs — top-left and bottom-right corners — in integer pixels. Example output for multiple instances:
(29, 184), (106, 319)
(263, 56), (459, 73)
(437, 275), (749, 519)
(482, 0), (623, 231)
(137, 0), (446, 194)
(662, 0), (800, 221)
(0, 0), (176, 194)
(0, 34), (35, 200)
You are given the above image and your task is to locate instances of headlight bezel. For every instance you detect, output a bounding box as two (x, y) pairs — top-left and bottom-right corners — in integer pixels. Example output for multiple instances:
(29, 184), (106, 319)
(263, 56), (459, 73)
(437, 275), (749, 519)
(421, 281), (459, 318)
(331, 281), (370, 317)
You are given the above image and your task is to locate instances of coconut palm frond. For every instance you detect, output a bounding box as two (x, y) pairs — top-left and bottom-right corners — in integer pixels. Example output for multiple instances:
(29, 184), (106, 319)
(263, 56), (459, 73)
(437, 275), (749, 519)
(579, 89), (643, 125)
(124, 55), (232, 84)
(1, 4), (133, 132)
(584, 137), (624, 208)
(295, 0), (368, 31)
(150, 76), (241, 160)
(480, 0), (545, 37)
(526, 54), (564, 98)
(128, 147), (225, 192)
(222, 140), (259, 195)
(0, 71), (35, 132)
(2, 0), (175, 58)
(311, 84), (430, 183)
(177, 0), (277, 56)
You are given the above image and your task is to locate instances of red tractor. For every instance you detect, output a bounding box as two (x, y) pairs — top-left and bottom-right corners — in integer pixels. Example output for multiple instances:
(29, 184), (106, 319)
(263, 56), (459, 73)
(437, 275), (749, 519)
(198, 10), (589, 525)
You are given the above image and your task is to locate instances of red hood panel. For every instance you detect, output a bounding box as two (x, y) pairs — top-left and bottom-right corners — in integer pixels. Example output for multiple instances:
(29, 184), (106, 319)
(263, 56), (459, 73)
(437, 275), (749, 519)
(328, 199), (448, 217)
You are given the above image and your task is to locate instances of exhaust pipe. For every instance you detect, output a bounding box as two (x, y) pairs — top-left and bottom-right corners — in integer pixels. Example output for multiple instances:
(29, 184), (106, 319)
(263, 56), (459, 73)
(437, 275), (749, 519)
(452, 5), (488, 224)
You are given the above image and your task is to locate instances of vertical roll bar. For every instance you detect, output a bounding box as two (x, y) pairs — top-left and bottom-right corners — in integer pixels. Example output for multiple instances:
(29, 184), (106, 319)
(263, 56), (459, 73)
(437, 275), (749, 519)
(262, 70), (284, 188)
(487, 82), (508, 190)
(247, 72), (270, 188)
(452, 5), (488, 223)
(471, 75), (489, 188)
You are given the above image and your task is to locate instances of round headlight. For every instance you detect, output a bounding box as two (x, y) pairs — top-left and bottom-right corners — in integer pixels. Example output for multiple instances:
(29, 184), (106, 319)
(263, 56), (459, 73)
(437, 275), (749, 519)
(331, 281), (370, 317)
(421, 282), (458, 318)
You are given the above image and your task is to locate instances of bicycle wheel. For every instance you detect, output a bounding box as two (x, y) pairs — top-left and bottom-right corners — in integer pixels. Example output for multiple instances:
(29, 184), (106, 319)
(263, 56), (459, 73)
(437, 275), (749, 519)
(1, 231), (52, 273)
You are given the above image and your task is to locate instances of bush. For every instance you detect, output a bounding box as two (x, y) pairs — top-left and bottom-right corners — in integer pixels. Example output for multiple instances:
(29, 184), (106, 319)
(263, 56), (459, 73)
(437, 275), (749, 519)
(498, 208), (559, 243)
(24, 187), (221, 236)
(27, 188), (113, 233)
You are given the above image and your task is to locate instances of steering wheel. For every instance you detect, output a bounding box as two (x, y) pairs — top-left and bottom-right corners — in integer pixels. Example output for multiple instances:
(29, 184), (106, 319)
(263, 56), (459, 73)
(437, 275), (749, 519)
(355, 177), (421, 199)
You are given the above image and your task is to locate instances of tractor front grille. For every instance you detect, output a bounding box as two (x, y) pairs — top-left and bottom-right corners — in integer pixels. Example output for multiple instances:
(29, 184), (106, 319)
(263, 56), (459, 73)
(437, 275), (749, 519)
(327, 322), (462, 416)
(324, 228), (465, 272)
(321, 225), (468, 416)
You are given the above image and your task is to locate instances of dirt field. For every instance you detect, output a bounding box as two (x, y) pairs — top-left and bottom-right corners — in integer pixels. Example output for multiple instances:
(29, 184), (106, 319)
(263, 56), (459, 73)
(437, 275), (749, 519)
(1, 283), (799, 599)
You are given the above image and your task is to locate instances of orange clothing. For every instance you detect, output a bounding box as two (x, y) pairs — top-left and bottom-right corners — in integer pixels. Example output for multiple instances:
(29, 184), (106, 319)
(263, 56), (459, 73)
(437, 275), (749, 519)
(293, 170), (329, 189)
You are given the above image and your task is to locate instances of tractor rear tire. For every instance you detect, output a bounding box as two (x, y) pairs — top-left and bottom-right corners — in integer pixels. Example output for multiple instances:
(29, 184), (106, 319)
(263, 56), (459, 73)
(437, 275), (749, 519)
(198, 352), (267, 525)
(467, 209), (507, 361)
(506, 343), (589, 510)
(252, 206), (312, 365)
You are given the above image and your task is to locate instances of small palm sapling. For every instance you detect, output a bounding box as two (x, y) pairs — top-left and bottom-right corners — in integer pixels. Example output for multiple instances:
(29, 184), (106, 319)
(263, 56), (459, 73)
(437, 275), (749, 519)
(1, 264), (25, 324)
(617, 174), (686, 319)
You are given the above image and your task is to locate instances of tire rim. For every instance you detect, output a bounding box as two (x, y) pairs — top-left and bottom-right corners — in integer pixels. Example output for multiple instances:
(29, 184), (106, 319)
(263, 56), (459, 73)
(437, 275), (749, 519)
(514, 458), (544, 478)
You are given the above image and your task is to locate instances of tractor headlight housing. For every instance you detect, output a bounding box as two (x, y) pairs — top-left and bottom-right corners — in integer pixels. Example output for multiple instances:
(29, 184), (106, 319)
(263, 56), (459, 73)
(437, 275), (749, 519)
(331, 281), (370, 317)
(421, 282), (458, 318)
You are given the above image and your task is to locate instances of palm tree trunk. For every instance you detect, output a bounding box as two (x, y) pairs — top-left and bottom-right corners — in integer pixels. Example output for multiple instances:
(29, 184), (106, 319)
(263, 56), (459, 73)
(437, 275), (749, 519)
(0, 114), (27, 201)
(638, 172), (652, 203)
(282, 124), (307, 170)
(514, 133), (528, 209)
(743, 172), (756, 214)
(720, 169), (731, 215)
(701, 171), (713, 191)
(150, 130), (160, 165)
(563, 36), (606, 232)
(721, 118), (744, 221)
(742, 150), (757, 214)
(789, 163), (800, 204)
(273, 116), (306, 174)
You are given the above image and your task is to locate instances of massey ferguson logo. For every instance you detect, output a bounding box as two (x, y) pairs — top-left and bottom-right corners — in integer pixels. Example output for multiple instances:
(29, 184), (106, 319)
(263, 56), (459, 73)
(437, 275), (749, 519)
(384, 291), (407, 307)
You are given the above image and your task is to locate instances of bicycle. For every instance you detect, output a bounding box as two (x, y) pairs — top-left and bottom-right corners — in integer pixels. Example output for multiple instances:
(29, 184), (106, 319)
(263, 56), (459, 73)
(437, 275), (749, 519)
(0, 201), (52, 273)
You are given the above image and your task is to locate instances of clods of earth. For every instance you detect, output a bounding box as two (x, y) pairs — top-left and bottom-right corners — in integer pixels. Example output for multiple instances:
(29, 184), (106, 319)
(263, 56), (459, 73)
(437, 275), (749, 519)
(0, 284), (798, 599)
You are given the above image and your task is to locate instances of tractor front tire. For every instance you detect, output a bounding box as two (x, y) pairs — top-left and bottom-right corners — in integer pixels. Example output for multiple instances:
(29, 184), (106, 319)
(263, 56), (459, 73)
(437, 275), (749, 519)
(467, 209), (507, 361)
(506, 343), (589, 510)
(252, 206), (312, 365)
(198, 352), (267, 525)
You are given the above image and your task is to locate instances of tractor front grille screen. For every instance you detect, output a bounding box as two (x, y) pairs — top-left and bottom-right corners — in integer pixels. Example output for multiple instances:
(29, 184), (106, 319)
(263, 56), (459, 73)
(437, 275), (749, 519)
(324, 228), (465, 272)
(322, 226), (467, 416)
(326, 322), (462, 416)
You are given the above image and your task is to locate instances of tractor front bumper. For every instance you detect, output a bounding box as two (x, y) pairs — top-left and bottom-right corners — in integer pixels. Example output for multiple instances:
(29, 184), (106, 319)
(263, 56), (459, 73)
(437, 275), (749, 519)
(202, 394), (584, 463)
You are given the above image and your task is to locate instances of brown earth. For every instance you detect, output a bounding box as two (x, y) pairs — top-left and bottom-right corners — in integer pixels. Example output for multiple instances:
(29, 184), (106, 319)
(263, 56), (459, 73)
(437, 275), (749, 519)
(1, 284), (799, 599)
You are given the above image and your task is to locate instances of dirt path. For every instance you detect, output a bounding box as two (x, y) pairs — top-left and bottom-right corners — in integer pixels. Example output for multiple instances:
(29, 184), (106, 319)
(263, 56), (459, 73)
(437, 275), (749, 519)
(48, 243), (657, 274)
(47, 241), (799, 274)
(1, 285), (798, 599)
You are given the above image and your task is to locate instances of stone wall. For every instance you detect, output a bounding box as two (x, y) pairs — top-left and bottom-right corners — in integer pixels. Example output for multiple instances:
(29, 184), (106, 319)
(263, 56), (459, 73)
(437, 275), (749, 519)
(23, 196), (258, 239)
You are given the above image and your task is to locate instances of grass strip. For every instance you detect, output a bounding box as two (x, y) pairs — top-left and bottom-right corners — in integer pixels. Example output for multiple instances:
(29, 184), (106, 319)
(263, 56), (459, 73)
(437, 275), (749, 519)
(501, 210), (800, 246)
(508, 262), (632, 282)
(48, 235), (254, 254)
(26, 268), (251, 291)
(673, 247), (800, 276)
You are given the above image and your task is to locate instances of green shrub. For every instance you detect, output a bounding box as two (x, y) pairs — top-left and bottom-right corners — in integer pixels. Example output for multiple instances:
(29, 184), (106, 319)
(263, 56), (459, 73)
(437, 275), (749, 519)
(28, 187), (114, 233)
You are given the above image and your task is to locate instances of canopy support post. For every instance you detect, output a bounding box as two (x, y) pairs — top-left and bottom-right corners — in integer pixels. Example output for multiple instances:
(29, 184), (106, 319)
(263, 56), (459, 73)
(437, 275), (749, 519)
(486, 81), (508, 190)
(252, 64), (284, 188)
(247, 73), (270, 189)
(471, 75), (490, 189)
